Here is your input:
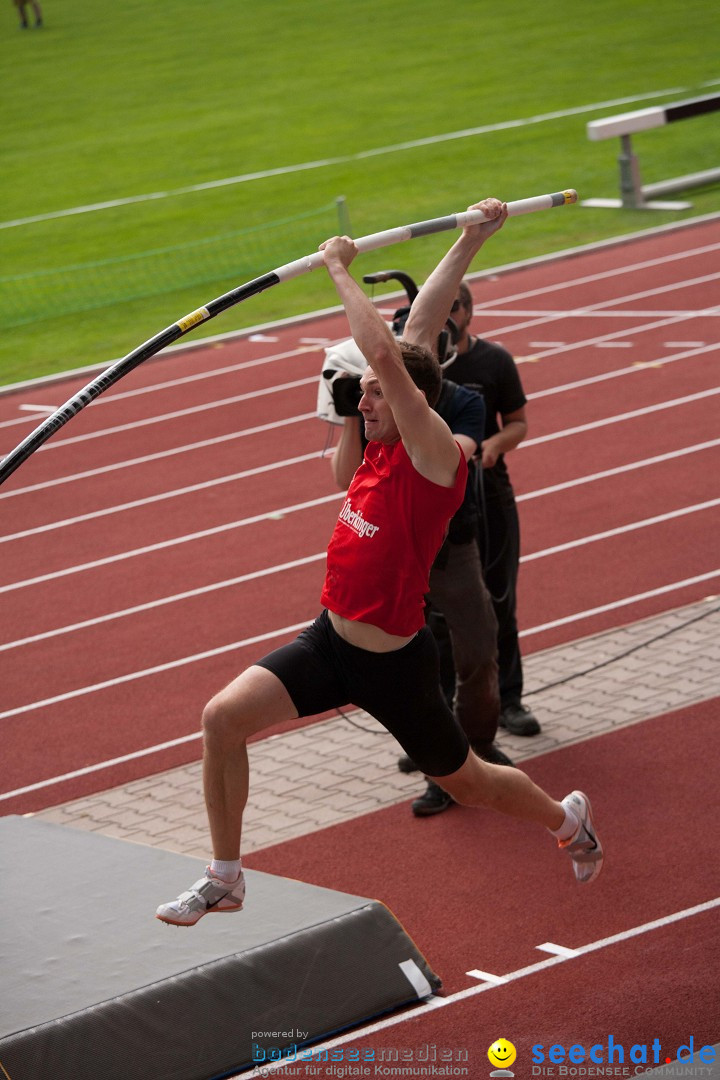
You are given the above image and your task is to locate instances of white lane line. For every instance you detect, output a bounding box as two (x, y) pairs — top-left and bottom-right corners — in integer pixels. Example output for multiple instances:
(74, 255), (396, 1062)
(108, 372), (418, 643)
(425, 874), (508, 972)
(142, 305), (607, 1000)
(1, 258), (716, 443)
(466, 970), (509, 984)
(0, 616), (315, 725)
(4, 443), (719, 594)
(2, 498), (716, 646)
(477, 281), (720, 358)
(484, 309), (716, 319)
(1, 572), (717, 735)
(473, 242), (720, 310)
(34, 375), (319, 451)
(517, 439), (720, 502)
(3, 341), (715, 503)
(528, 342), (718, 398)
(3, 338), (715, 502)
(166, 897), (720, 1075)
(535, 943), (581, 957)
(0, 412), (317, 500)
(520, 499), (720, 563)
(0, 553), (328, 653)
(0, 448), (327, 542)
(520, 570), (720, 639)
(0, 86), (690, 230)
(3, 386), (716, 537)
(276, 898), (720, 1067)
(0, 491), (343, 594)
(0, 341), (327, 432)
(521, 388), (720, 449)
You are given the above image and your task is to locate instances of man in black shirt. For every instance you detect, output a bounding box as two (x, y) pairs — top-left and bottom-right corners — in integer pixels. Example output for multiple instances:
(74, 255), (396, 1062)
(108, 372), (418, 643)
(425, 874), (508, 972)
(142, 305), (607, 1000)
(404, 255), (541, 737)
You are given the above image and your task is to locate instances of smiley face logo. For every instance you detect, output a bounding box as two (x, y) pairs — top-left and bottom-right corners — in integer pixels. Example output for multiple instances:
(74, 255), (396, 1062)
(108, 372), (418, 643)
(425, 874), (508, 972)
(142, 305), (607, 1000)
(488, 1039), (517, 1070)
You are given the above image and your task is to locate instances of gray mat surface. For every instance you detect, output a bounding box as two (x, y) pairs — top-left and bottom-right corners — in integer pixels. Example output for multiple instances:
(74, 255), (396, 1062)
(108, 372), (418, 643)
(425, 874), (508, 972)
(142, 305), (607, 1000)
(0, 816), (440, 1080)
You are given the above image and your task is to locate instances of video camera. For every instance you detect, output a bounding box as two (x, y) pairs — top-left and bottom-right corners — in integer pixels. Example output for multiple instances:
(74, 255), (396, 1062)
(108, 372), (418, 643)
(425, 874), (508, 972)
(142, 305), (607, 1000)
(316, 270), (459, 425)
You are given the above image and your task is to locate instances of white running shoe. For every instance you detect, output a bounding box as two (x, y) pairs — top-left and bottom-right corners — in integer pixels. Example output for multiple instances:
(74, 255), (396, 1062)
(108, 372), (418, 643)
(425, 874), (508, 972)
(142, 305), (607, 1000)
(156, 868), (246, 926)
(559, 791), (604, 884)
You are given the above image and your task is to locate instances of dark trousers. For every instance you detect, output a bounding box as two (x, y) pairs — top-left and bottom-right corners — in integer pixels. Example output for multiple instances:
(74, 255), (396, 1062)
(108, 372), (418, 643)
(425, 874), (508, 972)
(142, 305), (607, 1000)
(477, 494), (524, 708)
(427, 538), (500, 744)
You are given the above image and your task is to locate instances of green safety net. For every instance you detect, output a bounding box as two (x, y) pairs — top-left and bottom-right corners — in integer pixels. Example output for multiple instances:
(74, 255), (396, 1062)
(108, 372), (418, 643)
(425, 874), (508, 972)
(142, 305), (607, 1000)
(1, 203), (341, 329)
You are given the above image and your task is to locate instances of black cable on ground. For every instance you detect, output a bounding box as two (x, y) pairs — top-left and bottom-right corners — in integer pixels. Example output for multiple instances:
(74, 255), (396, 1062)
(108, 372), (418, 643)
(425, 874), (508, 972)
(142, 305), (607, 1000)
(334, 600), (719, 734)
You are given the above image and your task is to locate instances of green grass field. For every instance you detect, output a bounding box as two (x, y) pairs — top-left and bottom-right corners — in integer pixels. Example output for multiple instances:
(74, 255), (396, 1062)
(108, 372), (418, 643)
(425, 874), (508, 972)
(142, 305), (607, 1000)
(2, 0), (718, 385)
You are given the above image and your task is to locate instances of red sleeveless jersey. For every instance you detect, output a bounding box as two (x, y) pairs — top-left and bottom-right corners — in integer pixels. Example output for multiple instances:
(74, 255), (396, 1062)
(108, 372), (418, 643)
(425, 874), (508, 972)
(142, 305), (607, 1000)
(321, 439), (467, 636)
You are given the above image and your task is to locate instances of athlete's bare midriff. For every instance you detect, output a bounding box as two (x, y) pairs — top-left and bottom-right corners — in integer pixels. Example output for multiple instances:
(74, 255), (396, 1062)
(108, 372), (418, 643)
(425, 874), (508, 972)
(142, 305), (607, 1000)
(327, 609), (417, 653)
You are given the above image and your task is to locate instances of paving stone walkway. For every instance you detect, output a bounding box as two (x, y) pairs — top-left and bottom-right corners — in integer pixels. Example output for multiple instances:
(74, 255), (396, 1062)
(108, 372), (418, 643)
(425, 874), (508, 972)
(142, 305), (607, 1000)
(34, 597), (720, 856)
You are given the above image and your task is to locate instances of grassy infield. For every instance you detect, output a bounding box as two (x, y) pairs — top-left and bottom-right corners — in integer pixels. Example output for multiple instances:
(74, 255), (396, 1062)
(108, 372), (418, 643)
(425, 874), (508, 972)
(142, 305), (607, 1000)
(2, 0), (718, 385)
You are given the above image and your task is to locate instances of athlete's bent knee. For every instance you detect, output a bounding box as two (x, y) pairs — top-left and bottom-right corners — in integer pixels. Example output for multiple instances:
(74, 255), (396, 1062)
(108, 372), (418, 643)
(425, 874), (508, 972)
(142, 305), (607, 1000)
(202, 693), (250, 746)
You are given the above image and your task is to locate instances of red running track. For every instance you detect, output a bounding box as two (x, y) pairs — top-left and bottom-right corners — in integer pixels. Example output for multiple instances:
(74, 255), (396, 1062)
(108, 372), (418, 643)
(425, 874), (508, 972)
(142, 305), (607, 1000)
(245, 699), (720, 1076)
(1, 216), (718, 814)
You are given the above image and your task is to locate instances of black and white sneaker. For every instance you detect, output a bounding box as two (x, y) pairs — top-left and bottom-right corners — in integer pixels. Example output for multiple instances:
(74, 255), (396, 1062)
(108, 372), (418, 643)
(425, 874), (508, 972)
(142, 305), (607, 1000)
(156, 868), (245, 926)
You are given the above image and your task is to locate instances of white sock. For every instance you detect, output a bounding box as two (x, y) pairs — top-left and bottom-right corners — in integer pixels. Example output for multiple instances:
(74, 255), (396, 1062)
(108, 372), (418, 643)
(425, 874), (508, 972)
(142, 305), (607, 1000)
(551, 805), (580, 842)
(210, 858), (242, 882)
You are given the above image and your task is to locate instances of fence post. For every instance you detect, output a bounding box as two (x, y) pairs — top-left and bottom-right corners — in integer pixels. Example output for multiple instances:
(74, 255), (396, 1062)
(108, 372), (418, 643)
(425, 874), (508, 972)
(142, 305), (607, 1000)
(336, 196), (352, 237)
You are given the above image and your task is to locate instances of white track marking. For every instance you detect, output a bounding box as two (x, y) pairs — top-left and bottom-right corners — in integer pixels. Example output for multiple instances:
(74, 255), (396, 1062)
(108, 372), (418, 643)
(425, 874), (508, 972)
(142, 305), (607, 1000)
(2, 342), (714, 501)
(527, 342), (718, 399)
(242, 898), (720, 1074)
(535, 943), (581, 957)
(0, 413), (317, 499)
(2, 441), (718, 647)
(4, 496), (719, 632)
(1, 243), (716, 438)
(0, 342), (329, 431)
(0, 492), (343, 593)
(0, 449), (325, 541)
(520, 570), (720, 638)
(0, 553), (328, 652)
(516, 439), (720, 501)
(472, 242), (720, 310)
(2, 500), (717, 645)
(3, 387), (717, 537)
(4, 440), (719, 589)
(520, 499), (720, 562)
(520, 388), (720, 449)
(32, 375), (319, 451)
(470, 278), (720, 354)
(466, 969), (508, 984)
(0, 619), (316, 723)
(0, 86), (690, 230)
(1, 573), (717, 730)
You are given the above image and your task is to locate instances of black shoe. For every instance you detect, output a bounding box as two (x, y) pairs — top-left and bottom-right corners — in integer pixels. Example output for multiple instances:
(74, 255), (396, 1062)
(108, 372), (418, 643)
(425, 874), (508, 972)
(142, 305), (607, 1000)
(499, 702), (541, 736)
(471, 741), (516, 767)
(412, 781), (454, 817)
(397, 753), (420, 773)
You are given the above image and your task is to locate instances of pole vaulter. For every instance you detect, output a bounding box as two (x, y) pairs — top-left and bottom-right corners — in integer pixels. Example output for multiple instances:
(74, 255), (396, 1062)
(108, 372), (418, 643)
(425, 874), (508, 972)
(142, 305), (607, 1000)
(0, 189), (577, 488)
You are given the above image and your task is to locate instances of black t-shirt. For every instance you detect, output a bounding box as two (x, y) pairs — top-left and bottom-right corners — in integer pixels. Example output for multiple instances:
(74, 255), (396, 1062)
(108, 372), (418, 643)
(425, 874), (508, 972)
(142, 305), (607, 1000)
(443, 337), (526, 501)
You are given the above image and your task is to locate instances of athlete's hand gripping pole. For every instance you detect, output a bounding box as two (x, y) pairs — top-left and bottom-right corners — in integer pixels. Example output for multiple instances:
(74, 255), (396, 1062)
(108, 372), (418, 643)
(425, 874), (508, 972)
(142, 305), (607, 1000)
(0, 190), (577, 488)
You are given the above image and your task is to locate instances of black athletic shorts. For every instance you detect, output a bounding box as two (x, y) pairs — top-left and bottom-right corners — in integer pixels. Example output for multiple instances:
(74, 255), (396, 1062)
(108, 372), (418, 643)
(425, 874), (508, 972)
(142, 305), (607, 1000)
(255, 609), (469, 777)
